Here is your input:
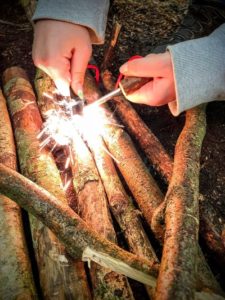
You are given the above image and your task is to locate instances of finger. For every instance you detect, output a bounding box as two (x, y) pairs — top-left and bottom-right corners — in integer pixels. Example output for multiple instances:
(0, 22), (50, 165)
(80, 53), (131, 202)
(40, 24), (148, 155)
(126, 78), (175, 106)
(119, 53), (166, 77)
(71, 45), (92, 98)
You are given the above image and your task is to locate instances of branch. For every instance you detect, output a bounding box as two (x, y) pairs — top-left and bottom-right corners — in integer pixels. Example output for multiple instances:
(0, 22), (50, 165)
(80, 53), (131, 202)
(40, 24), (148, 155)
(0, 162), (158, 287)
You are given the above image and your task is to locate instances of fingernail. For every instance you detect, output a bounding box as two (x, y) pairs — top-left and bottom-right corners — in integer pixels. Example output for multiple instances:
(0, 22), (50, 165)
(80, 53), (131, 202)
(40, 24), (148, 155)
(77, 89), (84, 100)
(120, 63), (128, 74)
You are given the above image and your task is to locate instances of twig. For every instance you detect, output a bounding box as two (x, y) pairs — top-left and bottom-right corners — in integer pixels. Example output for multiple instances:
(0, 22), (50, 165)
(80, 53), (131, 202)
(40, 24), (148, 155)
(101, 20), (122, 71)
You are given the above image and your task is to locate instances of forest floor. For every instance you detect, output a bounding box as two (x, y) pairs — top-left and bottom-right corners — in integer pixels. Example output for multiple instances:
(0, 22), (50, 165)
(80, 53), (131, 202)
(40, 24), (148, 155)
(0, 0), (225, 291)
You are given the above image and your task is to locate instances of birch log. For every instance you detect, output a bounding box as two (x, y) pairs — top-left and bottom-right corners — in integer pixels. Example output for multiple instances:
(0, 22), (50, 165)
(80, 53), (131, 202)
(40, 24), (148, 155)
(34, 69), (133, 299)
(3, 67), (91, 300)
(0, 89), (37, 299)
(155, 105), (206, 300)
(87, 133), (159, 298)
(70, 130), (134, 300)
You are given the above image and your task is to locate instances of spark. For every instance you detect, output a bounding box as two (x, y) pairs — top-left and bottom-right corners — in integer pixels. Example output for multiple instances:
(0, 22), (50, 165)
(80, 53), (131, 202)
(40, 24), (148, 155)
(63, 179), (72, 192)
(37, 96), (120, 190)
(43, 92), (53, 99)
(65, 156), (70, 169)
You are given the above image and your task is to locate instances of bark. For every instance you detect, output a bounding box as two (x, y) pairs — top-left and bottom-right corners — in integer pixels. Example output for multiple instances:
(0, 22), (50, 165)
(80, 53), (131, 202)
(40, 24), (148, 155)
(83, 72), (223, 296)
(0, 162), (159, 287)
(88, 134), (158, 263)
(155, 105), (205, 300)
(102, 69), (173, 182)
(70, 130), (134, 300)
(87, 134), (158, 298)
(199, 196), (225, 266)
(3, 67), (91, 300)
(0, 89), (37, 299)
(84, 72), (163, 226)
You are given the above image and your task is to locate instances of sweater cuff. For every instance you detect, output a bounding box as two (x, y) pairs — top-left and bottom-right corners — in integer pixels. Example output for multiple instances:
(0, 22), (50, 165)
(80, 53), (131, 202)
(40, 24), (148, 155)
(167, 24), (225, 116)
(32, 0), (110, 44)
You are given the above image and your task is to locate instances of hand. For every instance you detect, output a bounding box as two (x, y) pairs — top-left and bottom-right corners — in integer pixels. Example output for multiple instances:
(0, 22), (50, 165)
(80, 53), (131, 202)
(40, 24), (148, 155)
(32, 20), (92, 97)
(119, 52), (176, 106)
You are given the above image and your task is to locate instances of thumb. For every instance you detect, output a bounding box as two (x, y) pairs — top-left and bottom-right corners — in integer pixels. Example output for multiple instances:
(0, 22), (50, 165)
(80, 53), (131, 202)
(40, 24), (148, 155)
(71, 45), (92, 98)
(120, 54), (163, 78)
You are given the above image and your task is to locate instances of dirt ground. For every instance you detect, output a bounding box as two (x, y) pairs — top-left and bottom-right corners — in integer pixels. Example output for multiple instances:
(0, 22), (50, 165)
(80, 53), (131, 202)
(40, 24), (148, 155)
(1, 0), (225, 293)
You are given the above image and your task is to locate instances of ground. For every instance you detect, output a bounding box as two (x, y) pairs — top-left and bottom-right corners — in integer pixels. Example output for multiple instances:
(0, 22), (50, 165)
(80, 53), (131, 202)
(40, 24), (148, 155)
(0, 0), (225, 292)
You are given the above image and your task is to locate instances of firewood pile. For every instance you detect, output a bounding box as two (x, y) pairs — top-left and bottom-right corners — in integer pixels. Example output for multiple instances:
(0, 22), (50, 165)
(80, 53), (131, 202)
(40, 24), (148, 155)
(0, 64), (224, 299)
(0, 1), (225, 300)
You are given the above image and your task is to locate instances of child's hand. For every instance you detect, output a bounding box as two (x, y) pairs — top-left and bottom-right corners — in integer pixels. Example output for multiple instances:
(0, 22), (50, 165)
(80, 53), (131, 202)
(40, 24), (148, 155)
(119, 52), (175, 106)
(32, 20), (92, 97)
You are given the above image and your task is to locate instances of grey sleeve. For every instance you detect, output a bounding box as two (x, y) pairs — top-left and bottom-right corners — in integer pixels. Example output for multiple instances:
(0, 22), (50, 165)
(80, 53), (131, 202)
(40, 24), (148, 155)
(32, 0), (110, 44)
(167, 24), (225, 116)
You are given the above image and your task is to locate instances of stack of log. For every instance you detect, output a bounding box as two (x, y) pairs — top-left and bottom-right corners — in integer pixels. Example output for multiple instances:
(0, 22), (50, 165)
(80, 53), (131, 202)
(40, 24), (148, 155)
(0, 1), (225, 298)
(0, 64), (225, 299)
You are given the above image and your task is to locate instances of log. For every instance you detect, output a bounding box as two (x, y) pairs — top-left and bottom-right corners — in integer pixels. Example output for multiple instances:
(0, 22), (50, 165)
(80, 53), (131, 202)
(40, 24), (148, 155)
(3, 67), (91, 300)
(154, 105), (206, 300)
(0, 162), (159, 286)
(0, 89), (37, 299)
(88, 134), (158, 262)
(34, 69), (133, 299)
(102, 69), (173, 182)
(70, 130), (134, 299)
(84, 72), (163, 225)
(87, 133), (158, 298)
